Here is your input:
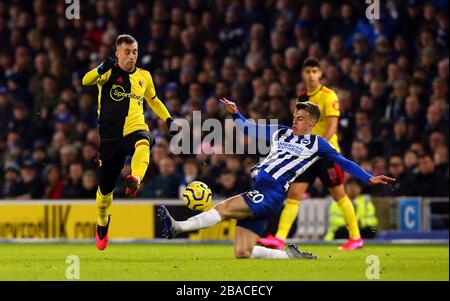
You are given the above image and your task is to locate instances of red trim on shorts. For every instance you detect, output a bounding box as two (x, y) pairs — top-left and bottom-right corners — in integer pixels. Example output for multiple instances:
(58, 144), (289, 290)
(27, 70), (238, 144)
(333, 162), (344, 185)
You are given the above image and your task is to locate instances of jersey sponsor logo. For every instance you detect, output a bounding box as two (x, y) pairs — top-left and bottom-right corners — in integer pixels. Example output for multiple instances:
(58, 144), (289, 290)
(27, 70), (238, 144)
(110, 84), (143, 102)
(246, 190), (264, 204)
(275, 141), (304, 155)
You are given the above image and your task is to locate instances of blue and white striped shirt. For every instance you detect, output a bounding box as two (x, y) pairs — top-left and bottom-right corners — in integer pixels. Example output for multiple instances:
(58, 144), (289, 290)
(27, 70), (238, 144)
(233, 112), (372, 191)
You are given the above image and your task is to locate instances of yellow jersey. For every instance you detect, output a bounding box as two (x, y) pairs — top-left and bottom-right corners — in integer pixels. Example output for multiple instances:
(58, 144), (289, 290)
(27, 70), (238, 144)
(299, 85), (341, 153)
(82, 64), (171, 139)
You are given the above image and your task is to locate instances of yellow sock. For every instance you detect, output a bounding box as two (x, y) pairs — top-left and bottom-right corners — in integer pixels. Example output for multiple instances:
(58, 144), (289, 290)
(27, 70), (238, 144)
(336, 196), (361, 239)
(275, 198), (301, 240)
(96, 187), (112, 226)
(131, 139), (150, 181)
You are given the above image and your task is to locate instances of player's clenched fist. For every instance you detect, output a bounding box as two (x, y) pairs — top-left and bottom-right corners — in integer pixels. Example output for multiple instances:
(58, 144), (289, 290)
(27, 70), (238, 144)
(97, 57), (116, 75)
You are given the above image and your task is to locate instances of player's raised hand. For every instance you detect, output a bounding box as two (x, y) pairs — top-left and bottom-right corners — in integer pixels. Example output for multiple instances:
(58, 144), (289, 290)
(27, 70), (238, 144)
(369, 175), (397, 185)
(97, 57), (116, 75)
(219, 97), (238, 114)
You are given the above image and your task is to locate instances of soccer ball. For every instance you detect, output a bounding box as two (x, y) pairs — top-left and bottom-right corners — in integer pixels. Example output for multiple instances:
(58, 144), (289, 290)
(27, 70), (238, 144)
(182, 181), (213, 211)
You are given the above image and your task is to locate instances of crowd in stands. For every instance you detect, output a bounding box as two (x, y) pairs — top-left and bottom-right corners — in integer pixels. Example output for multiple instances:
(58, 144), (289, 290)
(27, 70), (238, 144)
(0, 0), (448, 200)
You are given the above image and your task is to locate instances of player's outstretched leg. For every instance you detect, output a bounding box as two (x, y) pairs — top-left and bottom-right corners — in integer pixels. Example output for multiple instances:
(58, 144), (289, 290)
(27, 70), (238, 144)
(249, 245), (317, 259)
(158, 195), (251, 239)
(157, 205), (182, 239)
(285, 244), (318, 259)
(157, 204), (223, 239)
(236, 226), (317, 259)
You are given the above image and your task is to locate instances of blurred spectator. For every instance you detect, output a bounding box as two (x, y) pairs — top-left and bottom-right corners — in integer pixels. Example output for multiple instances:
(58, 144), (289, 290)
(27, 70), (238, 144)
(386, 118), (410, 156)
(351, 139), (369, 164)
(181, 158), (199, 186)
(224, 155), (250, 192)
(141, 157), (180, 198)
(433, 146), (449, 179)
(1, 163), (25, 199)
(383, 155), (415, 197)
(423, 103), (449, 143)
(81, 170), (98, 199)
(33, 75), (60, 114)
(407, 153), (449, 196)
(81, 142), (99, 171)
(42, 164), (65, 200)
(355, 125), (383, 158)
(18, 159), (44, 199)
(215, 169), (240, 197)
(61, 162), (85, 198)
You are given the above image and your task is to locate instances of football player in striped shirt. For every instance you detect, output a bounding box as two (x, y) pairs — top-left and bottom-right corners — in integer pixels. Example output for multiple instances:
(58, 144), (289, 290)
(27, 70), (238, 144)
(260, 57), (365, 250)
(158, 99), (395, 259)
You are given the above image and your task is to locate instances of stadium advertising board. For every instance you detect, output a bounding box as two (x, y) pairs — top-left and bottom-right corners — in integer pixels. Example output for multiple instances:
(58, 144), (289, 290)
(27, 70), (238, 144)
(0, 202), (154, 239)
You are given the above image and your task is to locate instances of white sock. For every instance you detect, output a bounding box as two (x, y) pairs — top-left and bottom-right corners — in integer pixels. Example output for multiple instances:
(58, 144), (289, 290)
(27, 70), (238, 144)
(177, 208), (222, 232)
(250, 246), (289, 259)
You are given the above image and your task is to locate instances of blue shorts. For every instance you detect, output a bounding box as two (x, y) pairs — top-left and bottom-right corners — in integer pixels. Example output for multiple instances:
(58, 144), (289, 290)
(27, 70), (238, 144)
(237, 176), (286, 237)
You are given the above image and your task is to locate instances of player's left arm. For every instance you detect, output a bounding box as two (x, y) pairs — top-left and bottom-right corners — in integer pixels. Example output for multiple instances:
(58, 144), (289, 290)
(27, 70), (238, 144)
(322, 91), (340, 141)
(317, 136), (396, 185)
(143, 71), (173, 123)
(220, 97), (289, 141)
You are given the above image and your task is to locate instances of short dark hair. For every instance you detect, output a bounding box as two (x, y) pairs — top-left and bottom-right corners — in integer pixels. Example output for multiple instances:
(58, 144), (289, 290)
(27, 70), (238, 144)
(302, 57), (320, 69)
(115, 34), (137, 48)
(295, 101), (321, 121)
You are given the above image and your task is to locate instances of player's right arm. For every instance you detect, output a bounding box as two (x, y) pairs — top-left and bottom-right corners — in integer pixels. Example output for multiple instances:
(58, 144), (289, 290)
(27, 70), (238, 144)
(219, 97), (288, 141)
(82, 57), (115, 86)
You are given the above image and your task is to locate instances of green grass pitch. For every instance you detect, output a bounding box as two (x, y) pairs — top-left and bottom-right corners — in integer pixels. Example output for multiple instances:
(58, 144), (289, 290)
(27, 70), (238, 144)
(0, 243), (447, 281)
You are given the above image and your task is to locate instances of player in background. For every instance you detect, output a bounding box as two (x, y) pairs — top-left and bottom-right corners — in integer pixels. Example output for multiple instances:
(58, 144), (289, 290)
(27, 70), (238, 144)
(158, 99), (395, 259)
(259, 57), (364, 250)
(82, 34), (177, 250)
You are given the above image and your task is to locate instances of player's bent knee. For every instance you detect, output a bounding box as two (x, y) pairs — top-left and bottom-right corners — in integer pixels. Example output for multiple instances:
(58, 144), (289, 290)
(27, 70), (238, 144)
(138, 131), (155, 150)
(287, 190), (302, 200)
(214, 202), (230, 219)
(329, 185), (346, 201)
